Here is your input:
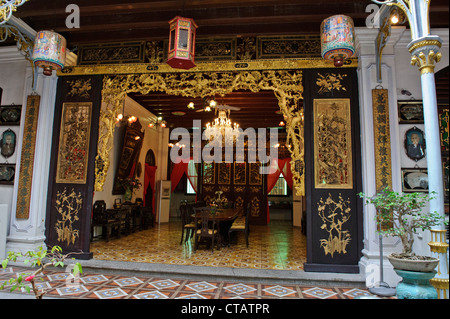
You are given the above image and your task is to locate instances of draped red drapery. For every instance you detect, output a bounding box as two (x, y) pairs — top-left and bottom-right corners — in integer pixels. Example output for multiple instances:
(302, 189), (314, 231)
(266, 158), (292, 224)
(144, 164), (157, 214)
(170, 157), (197, 201)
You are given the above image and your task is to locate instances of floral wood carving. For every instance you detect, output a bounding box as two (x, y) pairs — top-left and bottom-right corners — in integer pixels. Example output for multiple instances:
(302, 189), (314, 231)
(54, 188), (82, 246)
(316, 73), (347, 95)
(66, 79), (92, 98)
(317, 193), (351, 257)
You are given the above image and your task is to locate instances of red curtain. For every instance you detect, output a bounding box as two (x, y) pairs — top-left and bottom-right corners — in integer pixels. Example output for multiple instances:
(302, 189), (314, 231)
(144, 164), (157, 213)
(170, 161), (188, 192)
(266, 159), (282, 224)
(278, 158), (293, 189)
(186, 159), (198, 201)
(170, 157), (198, 201)
(266, 158), (293, 224)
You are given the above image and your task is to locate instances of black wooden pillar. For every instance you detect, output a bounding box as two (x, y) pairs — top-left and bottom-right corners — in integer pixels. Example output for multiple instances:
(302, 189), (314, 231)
(45, 75), (103, 259)
(303, 67), (364, 273)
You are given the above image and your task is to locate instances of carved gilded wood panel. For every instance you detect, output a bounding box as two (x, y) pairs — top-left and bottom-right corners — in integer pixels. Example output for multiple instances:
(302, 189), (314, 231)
(249, 162), (262, 185)
(372, 88), (392, 191)
(218, 162), (231, 184)
(56, 102), (92, 184)
(234, 162), (246, 185)
(313, 99), (353, 189)
(15, 95), (40, 219)
(202, 162), (215, 184)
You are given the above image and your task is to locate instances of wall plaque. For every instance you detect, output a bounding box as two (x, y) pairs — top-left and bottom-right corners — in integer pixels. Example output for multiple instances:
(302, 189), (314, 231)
(16, 95), (40, 219)
(314, 98), (353, 189)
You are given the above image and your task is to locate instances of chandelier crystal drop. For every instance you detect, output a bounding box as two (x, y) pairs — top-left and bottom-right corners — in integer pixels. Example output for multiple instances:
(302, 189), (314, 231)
(204, 110), (240, 146)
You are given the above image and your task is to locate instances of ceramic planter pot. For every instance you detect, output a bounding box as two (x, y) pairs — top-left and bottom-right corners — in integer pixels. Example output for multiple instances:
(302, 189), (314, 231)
(387, 254), (439, 272)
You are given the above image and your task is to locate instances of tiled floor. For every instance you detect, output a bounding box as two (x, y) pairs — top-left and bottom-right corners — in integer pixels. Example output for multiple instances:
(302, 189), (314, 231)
(90, 219), (307, 271)
(0, 266), (379, 299)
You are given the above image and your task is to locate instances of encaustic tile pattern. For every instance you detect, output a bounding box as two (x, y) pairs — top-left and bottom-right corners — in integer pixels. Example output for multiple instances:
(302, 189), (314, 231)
(89, 220), (307, 270)
(0, 266), (380, 299)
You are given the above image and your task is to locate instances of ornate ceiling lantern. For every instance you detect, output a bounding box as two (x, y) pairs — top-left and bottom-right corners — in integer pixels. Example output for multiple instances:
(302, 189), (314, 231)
(320, 15), (355, 67)
(167, 16), (198, 70)
(31, 30), (67, 76)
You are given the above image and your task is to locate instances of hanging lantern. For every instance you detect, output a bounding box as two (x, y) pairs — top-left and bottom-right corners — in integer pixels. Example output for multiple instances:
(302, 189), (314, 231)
(167, 16), (198, 70)
(320, 15), (355, 67)
(31, 30), (67, 76)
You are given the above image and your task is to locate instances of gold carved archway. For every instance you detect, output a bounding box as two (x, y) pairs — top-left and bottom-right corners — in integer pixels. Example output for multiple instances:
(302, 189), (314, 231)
(96, 70), (306, 195)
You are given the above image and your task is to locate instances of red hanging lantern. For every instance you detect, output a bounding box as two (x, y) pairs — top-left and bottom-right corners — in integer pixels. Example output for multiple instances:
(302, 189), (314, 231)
(167, 16), (198, 70)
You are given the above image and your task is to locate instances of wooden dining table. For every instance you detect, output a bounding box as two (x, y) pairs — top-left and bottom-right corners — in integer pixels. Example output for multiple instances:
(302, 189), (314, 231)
(193, 207), (240, 246)
(193, 207), (239, 221)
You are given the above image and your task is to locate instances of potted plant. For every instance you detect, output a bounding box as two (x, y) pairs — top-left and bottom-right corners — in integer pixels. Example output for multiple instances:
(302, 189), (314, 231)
(118, 177), (142, 202)
(359, 187), (446, 272)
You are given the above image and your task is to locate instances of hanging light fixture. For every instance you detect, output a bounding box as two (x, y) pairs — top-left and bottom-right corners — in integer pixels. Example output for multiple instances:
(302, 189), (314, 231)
(31, 30), (67, 76)
(204, 109), (240, 146)
(167, 16), (198, 70)
(148, 116), (167, 128)
(320, 15), (355, 67)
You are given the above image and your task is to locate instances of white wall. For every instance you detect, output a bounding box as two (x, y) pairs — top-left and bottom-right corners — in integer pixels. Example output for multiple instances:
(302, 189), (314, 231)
(356, 26), (449, 287)
(0, 47), (28, 239)
(93, 96), (169, 209)
(394, 29), (449, 256)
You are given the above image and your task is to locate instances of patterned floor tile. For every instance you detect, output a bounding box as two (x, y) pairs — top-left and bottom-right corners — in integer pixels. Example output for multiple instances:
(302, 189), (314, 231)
(56, 285), (89, 296)
(80, 274), (109, 284)
(0, 265), (382, 300)
(343, 288), (374, 299)
(94, 288), (128, 299)
(133, 290), (169, 299)
(113, 277), (144, 287)
(223, 283), (257, 295)
(148, 279), (180, 290)
(47, 273), (71, 282)
(302, 287), (338, 299)
(175, 292), (209, 299)
(185, 281), (218, 292)
(90, 220), (307, 272)
(262, 285), (297, 298)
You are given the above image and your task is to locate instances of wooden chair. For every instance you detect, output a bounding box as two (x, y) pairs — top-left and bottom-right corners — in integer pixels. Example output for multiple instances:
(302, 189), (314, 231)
(120, 202), (135, 234)
(193, 207), (220, 252)
(180, 204), (195, 244)
(228, 203), (250, 247)
(141, 206), (154, 229)
(91, 200), (121, 242)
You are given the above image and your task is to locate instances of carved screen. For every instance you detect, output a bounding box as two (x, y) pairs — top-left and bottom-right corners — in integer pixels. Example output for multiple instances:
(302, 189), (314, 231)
(56, 102), (92, 184)
(313, 99), (353, 189)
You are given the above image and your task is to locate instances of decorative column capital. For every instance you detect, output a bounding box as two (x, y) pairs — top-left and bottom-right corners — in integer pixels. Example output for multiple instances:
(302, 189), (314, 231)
(408, 36), (442, 74)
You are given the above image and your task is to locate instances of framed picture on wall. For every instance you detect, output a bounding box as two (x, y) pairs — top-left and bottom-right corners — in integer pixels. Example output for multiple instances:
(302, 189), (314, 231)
(404, 126), (426, 162)
(0, 129), (16, 158)
(398, 100), (424, 124)
(401, 168), (428, 192)
(0, 163), (15, 184)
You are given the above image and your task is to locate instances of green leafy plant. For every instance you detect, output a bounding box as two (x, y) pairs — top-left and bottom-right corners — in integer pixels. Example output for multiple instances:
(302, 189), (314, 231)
(118, 177), (142, 192)
(1, 246), (83, 299)
(359, 187), (447, 258)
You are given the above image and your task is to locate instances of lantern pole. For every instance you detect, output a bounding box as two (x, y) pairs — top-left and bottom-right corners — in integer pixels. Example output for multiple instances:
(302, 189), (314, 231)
(372, 0), (448, 299)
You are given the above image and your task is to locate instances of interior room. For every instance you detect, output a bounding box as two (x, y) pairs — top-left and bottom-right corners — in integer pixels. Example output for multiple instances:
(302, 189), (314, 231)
(89, 90), (307, 271)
